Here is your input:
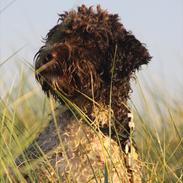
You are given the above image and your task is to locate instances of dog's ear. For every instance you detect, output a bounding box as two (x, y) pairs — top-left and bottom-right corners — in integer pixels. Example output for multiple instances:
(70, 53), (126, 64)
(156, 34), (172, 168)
(117, 32), (152, 76)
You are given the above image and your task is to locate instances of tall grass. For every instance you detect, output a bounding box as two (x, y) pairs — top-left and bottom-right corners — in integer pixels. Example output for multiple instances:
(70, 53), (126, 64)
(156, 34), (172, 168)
(0, 61), (182, 182)
(132, 78), (183, 183)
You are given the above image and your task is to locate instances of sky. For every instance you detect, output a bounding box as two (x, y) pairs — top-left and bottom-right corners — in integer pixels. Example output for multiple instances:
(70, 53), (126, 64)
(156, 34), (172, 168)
(0, 0), (183, 97)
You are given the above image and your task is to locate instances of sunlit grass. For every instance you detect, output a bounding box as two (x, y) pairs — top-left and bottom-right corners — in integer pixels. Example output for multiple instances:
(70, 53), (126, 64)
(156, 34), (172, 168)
(133, 79), (183, 183)
(0, 60), (182, 182)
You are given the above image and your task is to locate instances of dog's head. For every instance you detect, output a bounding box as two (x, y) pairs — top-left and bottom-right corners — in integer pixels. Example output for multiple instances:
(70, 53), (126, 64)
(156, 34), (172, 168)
(35, 5), (151, 102)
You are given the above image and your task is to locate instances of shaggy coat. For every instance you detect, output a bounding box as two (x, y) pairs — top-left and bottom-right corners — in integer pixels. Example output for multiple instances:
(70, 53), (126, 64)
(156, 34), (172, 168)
(15, 5), (151, 183)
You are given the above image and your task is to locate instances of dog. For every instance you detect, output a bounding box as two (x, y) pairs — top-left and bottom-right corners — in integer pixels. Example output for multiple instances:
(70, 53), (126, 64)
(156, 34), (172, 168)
(15, 5), (151, 182)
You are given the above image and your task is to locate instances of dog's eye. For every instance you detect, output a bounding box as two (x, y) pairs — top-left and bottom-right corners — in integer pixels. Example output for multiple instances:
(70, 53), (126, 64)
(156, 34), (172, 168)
(46, 53), (53, 61)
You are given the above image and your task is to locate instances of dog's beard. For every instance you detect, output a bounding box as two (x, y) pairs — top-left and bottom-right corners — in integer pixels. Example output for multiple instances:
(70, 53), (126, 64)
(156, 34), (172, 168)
(35, 62), (89, 99)
(35, 59), (72, 97)
(36, 71), (77, 98)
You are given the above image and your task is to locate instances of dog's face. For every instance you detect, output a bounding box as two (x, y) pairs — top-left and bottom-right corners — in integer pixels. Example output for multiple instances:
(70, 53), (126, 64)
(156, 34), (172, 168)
(35, 41), (102, 98)
(35, 5), (151, 101)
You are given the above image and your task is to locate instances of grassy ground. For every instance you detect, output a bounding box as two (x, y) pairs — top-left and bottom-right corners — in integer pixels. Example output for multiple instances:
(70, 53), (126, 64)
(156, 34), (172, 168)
(0, 62), (182, 183)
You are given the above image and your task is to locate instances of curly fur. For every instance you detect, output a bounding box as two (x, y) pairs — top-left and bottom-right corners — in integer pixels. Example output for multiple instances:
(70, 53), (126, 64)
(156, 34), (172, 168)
(35, 5), (151, 150)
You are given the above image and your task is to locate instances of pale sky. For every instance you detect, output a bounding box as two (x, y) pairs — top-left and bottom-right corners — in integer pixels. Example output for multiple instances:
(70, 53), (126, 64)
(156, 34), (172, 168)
(0, 0), (183, 96)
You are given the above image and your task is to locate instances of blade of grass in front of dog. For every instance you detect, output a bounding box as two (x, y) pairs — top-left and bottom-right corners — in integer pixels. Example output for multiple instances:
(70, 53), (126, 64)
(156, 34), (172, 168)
(49, 96), (77, 182)
(107, 44), (118, 182)
(104, 163), (109, 183)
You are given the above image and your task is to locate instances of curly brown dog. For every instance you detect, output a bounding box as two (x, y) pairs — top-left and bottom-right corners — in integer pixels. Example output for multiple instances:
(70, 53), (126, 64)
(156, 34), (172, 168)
(15, 5), (151, 183)
(35, 4), (151, 149)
